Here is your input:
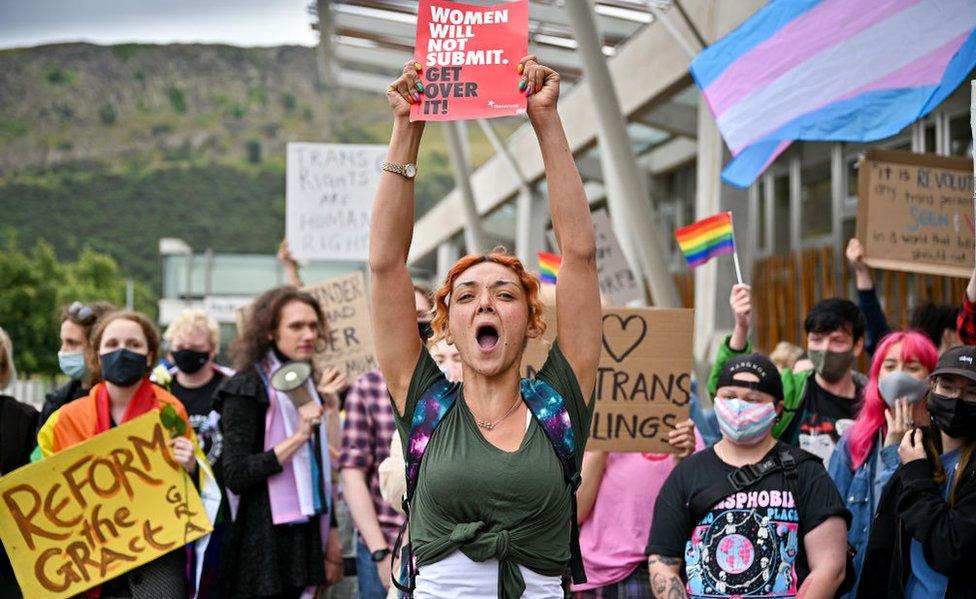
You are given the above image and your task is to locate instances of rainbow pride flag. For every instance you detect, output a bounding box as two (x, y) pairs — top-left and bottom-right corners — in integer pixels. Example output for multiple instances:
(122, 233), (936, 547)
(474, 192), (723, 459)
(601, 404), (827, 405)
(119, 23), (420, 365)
(675, 212), (735, 268)
(537, 251), (561, 284)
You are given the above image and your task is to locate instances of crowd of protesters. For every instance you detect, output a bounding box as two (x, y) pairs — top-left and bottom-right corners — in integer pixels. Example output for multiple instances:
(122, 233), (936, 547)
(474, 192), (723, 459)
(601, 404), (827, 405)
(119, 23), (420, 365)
(2, 58), (976, 599)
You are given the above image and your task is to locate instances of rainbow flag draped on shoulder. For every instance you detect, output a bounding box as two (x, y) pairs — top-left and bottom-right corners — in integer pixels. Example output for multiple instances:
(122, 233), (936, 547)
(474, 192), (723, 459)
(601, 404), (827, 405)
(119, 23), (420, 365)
(675, 212), (735, 268)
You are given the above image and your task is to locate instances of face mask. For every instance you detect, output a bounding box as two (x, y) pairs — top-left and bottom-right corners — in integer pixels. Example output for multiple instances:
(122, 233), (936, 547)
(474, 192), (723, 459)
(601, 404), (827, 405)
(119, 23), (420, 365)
(714, 397), (777, 446)
(418, 321), (434, 342)
(877, 371), (929, 408)
(927, 392), (976, 438)
(172, 349), (209, 374)
(808, 349), (855, 383)
(58, 351), (88, 380)
(100, 348), (147, 387)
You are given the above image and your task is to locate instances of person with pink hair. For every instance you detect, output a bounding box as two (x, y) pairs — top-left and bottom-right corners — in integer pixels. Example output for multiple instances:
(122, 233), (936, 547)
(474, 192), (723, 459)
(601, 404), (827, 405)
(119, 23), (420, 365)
(827, 331), (938, 596)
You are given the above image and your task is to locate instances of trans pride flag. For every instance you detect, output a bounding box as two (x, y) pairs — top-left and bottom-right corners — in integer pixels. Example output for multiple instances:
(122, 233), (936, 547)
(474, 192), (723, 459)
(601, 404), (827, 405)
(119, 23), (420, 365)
(691, 0), (976, 188)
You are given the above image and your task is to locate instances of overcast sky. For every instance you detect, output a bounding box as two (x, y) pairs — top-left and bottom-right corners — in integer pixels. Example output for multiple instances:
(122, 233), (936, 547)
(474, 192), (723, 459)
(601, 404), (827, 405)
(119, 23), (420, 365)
(0, 0), (318, 50)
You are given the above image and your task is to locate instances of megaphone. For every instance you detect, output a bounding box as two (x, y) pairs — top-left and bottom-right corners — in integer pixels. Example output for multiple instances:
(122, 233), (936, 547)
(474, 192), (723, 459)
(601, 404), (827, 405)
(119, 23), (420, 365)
(271, 361), (314, 408)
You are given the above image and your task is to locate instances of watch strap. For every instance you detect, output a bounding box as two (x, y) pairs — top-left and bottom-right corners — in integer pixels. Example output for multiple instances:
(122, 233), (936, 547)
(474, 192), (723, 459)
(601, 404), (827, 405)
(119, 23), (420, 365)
(381, 161), (416, 178)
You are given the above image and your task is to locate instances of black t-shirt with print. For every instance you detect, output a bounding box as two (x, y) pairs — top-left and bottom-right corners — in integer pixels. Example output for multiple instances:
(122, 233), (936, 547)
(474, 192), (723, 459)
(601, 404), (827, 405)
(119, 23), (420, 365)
(646, 442), (849, 599)
(172, 372), (224, 416)
(780, 376), (861, 466)
(171, 372), (225, 468)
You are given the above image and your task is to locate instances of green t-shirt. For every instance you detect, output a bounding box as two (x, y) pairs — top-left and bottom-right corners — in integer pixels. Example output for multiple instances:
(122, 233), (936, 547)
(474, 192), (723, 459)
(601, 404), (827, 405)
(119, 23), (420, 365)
(394, 340), (592, 598)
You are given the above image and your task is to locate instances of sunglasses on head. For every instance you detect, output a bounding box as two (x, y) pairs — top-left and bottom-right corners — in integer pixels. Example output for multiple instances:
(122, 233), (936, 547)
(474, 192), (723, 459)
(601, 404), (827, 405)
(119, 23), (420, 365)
(68, 301), (96, 325)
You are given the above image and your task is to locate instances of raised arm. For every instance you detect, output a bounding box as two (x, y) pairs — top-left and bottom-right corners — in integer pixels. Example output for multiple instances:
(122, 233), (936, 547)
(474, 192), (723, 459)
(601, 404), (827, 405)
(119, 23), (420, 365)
(277, 239), (304, 287)
(706, 284), (752, 398)
(369, 61), (427, 414)
(522, 56), (601, 397)
(728, 283), (752, 351)
(847, 238), (889, 356)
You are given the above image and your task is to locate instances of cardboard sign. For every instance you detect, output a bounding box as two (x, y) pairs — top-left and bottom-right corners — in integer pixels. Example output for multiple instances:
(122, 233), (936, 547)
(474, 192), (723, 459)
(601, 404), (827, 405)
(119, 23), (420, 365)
(592, 208), (645, 306)
(303, 271), (376, 382)
(521, 306), (694, 452)
(285, 143), (388, 261)
(412, 0), (529, 121)
(545, 209), (646, 306)
(857, 148), (975, 278)
(0, 412), (212, 599)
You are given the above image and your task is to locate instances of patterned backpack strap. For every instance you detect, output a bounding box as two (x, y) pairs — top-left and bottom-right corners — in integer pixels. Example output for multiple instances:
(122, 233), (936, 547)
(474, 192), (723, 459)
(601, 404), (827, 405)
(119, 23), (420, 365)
(392, 378), (459, 597)
(520, 378), (587, 585)
(404, 378), (459, 502)
(520, 378), (578, 478)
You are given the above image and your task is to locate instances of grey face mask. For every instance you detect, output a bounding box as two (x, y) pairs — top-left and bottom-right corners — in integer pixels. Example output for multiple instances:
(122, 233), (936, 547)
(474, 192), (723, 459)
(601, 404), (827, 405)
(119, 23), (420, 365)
(877, 371), (929, 408)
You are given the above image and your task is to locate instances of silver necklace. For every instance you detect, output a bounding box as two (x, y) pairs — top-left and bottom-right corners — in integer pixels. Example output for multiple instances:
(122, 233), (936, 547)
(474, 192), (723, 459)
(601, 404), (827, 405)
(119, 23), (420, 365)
(473, 392), (522, 431)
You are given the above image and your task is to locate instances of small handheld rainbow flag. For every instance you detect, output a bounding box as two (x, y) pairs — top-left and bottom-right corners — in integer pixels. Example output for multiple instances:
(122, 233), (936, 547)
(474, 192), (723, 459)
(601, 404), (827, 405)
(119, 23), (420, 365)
(674, 212), (743, 282)
(537, 251), (561, 284)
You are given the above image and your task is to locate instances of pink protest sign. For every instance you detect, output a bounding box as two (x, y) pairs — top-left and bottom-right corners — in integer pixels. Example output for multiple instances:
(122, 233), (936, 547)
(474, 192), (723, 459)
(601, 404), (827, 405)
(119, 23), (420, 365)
(411, 0), (529, 122)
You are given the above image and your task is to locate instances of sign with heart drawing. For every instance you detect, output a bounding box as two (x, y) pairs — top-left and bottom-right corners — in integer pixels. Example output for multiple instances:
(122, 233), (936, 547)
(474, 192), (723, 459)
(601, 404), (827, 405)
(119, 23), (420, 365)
(521, 306), (694, 452)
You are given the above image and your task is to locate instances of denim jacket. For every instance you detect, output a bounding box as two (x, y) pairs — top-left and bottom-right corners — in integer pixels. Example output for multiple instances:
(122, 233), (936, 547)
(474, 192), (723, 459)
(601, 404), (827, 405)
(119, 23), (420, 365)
(828, 432), (900, 598)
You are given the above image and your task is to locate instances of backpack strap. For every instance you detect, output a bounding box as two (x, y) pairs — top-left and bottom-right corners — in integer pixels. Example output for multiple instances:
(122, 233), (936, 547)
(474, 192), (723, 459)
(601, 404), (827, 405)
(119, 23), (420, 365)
(777, 447), (858, 596)
(520, 378), (587, 586)
(392, 378), (459, 596)
(403, 379), (459, 503)
(688, 446), (821, 525)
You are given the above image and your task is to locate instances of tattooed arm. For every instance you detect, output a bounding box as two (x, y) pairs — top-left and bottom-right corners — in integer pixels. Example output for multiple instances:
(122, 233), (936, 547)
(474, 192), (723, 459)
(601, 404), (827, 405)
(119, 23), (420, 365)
(647, 555), (688, 599)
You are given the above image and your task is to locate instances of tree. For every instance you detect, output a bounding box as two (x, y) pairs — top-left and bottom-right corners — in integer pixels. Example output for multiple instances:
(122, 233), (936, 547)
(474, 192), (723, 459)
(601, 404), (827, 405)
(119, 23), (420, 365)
(0, 234), (154, 377)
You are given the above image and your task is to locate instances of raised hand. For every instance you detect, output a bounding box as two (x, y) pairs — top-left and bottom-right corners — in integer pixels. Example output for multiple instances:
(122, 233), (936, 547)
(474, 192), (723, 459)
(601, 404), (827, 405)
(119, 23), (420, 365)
(277, 239), (303, 286)
(518, 55), (560, 119)
(386, 60), (425, 119)
(317, 366), (348, 411)
(277, 239), (296, 267)
(667, 418), (696, 463)
(845, 238), (866, 269)
(846, 238), (874, 290)
(729, 284), (752, 351)
(884, 398), (914, 446)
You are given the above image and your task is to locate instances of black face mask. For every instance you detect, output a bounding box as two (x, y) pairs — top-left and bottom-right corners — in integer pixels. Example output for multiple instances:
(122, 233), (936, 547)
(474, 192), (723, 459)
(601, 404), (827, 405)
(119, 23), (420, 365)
(100, 348), (147, 387)
(172, 349), (210, 374)
(927, 392), (976, 438)
(418, 321), (433, 342)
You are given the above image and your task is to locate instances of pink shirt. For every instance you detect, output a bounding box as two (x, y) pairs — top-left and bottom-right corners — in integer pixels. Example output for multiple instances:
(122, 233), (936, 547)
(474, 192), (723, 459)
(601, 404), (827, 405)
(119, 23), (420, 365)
(572, 432), (704, 591)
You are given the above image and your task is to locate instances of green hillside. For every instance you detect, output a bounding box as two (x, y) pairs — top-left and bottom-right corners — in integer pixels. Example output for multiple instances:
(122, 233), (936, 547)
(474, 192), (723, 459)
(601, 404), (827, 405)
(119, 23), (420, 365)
(0, 42), (520, 297)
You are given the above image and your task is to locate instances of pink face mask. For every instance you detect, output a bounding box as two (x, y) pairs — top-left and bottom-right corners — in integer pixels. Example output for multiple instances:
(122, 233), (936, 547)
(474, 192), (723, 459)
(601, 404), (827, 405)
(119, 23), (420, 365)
(714, 397), (777, 446)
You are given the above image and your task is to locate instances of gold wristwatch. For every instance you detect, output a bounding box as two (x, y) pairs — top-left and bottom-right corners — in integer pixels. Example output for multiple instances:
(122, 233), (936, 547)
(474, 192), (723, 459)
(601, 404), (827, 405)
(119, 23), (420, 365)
(380, 161), (417, 179)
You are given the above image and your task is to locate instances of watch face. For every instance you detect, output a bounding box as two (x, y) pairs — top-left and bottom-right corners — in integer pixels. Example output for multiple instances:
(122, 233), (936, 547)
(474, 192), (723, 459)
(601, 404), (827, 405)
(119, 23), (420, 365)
(405, 164), (417, 178)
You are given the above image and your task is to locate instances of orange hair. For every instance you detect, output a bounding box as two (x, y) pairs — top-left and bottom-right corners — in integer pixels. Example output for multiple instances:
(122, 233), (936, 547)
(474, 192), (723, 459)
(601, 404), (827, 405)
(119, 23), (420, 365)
(431, 249), (547, 344)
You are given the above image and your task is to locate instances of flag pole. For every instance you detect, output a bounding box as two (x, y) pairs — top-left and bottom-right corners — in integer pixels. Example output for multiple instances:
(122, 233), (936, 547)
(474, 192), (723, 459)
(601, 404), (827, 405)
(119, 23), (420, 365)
(971, 80), (975, 260)
(728, 211), (744, 285)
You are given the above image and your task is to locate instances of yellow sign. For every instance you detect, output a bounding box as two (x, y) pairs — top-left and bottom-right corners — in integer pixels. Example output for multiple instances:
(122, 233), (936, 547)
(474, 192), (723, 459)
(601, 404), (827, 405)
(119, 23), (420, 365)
(0, 411), (213, 598)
